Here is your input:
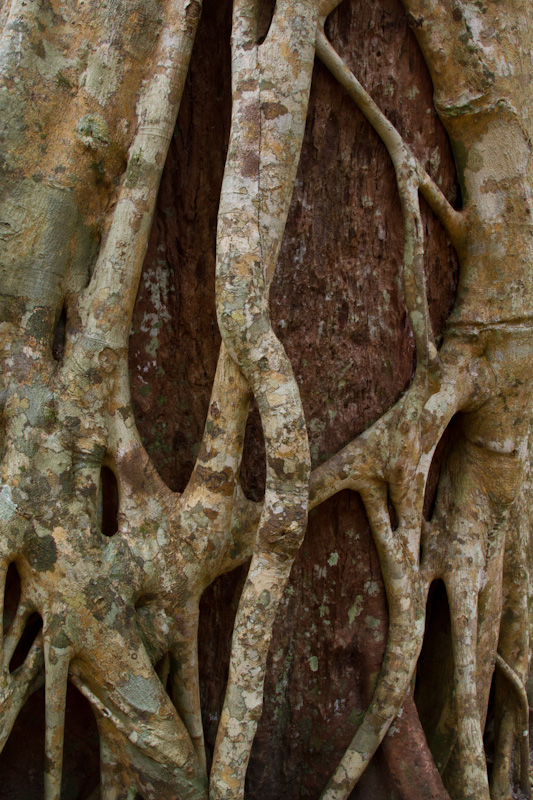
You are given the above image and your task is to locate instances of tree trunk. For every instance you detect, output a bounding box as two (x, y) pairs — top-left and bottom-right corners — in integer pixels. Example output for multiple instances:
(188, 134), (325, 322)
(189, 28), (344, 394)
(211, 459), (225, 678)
(0, 1), (531, 800)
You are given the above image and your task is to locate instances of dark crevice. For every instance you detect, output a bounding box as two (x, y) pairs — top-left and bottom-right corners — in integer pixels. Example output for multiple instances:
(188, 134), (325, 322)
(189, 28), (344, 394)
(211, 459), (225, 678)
(98, 466), (119, 537)
(9, 613), (43, 674)
(483, 673), (496, 782)
(3, 563), (43, 674)
(3, 562), (21, 634)
(387, 489), (398, 531)
(414, 579), (454, 762)
(52, 305), (67, 362)
(256, 0), (276, 44)
(453, 180), (463, 211)
(239, 400), (266, 502)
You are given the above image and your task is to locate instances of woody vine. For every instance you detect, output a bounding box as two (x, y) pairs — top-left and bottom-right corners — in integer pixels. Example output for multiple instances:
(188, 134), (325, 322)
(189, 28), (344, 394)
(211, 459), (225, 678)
(0, 2), (532, 800)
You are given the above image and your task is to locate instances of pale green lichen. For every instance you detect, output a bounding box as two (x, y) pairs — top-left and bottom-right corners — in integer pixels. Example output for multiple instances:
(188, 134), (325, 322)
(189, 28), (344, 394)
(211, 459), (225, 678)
(76, 114), (110, 150)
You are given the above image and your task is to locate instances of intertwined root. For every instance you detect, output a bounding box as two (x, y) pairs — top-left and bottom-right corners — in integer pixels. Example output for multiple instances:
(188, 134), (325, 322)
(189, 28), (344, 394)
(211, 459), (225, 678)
(1, 1), (533, 799)
(491, 493), (532, 800)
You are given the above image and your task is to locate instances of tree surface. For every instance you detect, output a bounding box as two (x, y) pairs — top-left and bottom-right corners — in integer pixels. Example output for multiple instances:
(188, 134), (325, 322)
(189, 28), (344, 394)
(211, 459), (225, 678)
(0, 1), (532, 800)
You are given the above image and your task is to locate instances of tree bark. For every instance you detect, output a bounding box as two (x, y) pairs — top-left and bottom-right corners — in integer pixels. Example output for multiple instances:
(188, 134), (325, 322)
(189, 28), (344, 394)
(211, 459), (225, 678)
(1, 1), (531, 799)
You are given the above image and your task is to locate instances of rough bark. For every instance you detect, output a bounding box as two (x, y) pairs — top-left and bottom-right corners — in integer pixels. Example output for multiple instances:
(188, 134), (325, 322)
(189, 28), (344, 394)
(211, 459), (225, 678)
(0, 1), (532, 800)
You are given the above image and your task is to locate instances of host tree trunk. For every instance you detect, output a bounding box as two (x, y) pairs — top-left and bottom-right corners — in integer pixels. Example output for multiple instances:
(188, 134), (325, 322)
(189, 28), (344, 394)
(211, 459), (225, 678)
(0, 2), (532, 800)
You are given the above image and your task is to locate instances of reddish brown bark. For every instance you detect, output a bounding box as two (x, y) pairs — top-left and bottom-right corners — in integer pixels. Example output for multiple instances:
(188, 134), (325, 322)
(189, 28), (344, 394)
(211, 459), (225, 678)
(131, 0), (457, 797)
(1, 0), (457, 796)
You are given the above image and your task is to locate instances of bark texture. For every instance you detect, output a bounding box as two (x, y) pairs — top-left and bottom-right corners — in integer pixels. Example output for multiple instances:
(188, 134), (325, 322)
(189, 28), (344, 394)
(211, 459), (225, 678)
(1, 1), (531, 800)
(133, 2), (456, 798)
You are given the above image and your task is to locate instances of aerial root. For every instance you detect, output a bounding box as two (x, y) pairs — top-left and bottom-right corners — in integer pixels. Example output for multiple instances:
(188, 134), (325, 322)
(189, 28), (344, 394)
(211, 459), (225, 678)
(0, 579), (43, 754)
(211, 2), (315, 791)
(0, 631), (44, 752)
(445, 577), (490, 800)
(70, 623), (207, 800)
(3, 599), (32, 668)
(493, 653), (531, 799)
(95, 718), (139, 800)
(316, 31), (435, 365)
(320, 486), (425, 800)
(44, 638), (71, 800)
(315, 30), (464, 246)
(70, 675), (146, 748)
(169, 605), (207, 772)
(210, 551), (304, 799)
(70, 0), (202, 355)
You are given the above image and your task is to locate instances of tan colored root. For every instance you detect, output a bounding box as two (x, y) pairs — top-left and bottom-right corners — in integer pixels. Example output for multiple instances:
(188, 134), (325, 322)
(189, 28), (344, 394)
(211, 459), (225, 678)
(209, 2), (330, 795)
(493, 655), (531, 799)
(44, 639), (71, 800)
(96, 718), (139, 800)
(72, 0), (202, 354)
(2, 3), (533, 799)
(3, 599), (32, 668)
(320, 484), (426, 800)
(169, 606), (207, 772)
(70, 622), (207, 800)
(445, 579), (490, 800)
(315, 30), (458, 366)
(0, 633), (44, 752)
(426, 381), (530, 797)
(0, 3), (206, 791)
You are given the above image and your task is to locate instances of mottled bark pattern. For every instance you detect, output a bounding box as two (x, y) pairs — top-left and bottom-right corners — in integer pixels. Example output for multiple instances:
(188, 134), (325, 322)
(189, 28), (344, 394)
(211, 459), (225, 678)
(0, 1), (532, 800)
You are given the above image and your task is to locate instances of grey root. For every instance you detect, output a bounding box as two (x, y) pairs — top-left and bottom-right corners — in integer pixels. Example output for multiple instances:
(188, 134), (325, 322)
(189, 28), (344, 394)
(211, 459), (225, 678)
(0, 1), (531, 800)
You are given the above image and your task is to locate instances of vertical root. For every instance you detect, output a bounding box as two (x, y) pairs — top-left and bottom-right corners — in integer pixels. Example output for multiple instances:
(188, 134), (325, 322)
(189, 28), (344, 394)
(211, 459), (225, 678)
(210, 549), (305, 799)
(44, 636), (71, 800)
(213, 9), (314, 779)
(445, 576), (490, 800)
(169, 605), (206, 772)
(0, 631), (44, 752)
(70, 626), (207, 800)
(493, 653), (531, 799)
(320, 487), (425, 800)
(3, 599), (32, 668)
(97, 717), (139, 800)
